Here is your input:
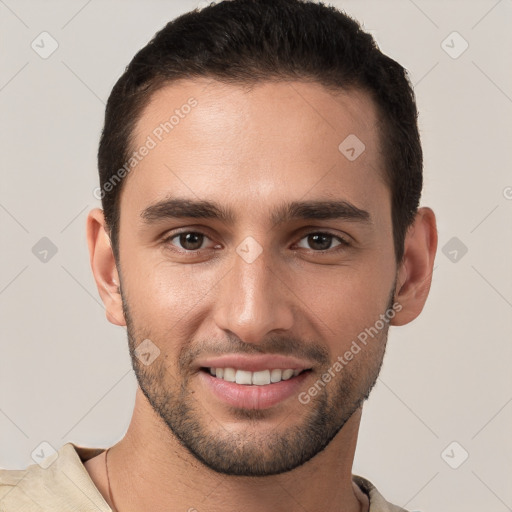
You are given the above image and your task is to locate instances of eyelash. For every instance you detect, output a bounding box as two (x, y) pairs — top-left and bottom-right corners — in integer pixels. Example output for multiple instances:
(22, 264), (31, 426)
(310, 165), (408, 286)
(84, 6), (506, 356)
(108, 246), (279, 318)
(162, 230), (351, 255)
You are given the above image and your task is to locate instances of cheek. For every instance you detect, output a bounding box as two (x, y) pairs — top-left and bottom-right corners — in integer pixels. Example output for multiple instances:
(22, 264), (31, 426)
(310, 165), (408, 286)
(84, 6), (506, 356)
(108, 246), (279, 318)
(124, 255), (220, 327)
(298, 262), (394, 346)
(315, 293), (386, 346)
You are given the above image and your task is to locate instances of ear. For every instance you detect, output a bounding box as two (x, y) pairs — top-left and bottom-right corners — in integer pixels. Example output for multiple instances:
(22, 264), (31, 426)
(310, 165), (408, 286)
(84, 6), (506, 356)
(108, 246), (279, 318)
(391, 207), (437, 326)
(86, 208), (126, 326)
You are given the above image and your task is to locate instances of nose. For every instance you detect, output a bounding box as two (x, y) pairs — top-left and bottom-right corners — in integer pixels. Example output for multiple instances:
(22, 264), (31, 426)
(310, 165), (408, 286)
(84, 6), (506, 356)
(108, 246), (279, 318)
(212, 241), (294, 345)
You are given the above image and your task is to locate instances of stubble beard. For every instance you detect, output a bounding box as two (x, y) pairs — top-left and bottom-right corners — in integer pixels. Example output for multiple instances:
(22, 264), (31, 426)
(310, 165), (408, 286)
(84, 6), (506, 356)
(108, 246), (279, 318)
(122, 291), (393, 477)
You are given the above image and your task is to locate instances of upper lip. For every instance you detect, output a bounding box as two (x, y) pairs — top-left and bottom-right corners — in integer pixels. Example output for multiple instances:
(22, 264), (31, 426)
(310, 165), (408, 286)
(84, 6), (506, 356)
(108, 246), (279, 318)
(195, 354), (314, 372)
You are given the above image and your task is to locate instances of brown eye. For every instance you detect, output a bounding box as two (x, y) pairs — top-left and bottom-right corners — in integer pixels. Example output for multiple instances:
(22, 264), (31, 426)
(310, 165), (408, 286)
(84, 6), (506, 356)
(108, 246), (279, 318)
(168, 232), (207, 251)
(296, 232), (347, 251)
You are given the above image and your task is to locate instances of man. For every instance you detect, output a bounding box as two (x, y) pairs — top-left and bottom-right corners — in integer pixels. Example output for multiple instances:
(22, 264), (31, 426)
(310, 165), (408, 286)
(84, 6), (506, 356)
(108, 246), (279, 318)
(0, 0), (437, 510)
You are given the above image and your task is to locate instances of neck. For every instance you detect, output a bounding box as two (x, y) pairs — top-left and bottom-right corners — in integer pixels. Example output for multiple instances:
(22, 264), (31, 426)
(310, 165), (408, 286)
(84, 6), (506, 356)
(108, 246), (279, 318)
(106, 388), (365, 512)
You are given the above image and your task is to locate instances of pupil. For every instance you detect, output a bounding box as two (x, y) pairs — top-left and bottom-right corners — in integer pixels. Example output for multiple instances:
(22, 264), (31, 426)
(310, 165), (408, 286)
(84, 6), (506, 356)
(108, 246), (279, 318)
(181, 233), (202, 250)
(310, 234), (331, 250)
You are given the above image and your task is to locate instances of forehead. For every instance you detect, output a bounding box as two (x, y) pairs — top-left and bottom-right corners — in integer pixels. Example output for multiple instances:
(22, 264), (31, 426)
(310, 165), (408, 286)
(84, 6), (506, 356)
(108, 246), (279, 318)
(121, 78), (386, 226)
(133, 78), (380, 157)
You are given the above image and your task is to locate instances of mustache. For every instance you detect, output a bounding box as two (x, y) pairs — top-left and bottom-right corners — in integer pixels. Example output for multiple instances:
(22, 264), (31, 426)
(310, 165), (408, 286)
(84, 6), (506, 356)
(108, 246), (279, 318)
(179, 332), (330, 369)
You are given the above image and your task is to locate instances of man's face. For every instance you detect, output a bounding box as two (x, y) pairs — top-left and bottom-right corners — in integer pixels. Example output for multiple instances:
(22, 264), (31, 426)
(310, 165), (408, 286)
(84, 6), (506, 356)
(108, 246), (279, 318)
(116, 79), (397, 476)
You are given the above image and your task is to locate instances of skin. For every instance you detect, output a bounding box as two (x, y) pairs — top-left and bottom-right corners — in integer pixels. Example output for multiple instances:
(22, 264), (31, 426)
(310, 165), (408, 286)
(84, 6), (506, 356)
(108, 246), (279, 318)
(85, 79), (437, 512)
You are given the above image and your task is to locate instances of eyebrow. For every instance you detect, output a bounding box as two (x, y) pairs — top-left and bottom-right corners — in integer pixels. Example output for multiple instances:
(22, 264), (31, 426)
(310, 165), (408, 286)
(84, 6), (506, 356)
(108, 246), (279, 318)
(140, 197), (371, 227)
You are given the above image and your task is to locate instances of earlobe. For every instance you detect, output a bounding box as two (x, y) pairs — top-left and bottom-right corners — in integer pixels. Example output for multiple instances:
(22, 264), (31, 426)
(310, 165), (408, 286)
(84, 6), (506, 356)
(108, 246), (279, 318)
(391, 207), (438, 326)
(86, 208), (126, 326)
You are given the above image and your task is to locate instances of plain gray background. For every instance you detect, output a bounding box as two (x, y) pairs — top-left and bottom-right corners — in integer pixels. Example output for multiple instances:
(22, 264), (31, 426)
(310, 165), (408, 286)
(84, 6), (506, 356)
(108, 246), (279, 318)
(1, 0), (511, 510)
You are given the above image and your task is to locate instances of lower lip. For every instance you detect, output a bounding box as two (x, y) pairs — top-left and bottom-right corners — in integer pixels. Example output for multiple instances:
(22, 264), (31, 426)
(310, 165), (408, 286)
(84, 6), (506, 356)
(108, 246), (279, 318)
(198, 370), (310, 410)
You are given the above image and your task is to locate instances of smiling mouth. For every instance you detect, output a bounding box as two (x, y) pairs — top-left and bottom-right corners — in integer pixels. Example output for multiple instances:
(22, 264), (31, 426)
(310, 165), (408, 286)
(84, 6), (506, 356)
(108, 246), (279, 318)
(200, 367), (311, 385)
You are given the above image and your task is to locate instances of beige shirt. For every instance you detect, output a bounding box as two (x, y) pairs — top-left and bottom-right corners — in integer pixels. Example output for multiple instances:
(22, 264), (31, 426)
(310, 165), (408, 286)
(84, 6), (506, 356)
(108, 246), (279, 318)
(0, 443), (409, 511)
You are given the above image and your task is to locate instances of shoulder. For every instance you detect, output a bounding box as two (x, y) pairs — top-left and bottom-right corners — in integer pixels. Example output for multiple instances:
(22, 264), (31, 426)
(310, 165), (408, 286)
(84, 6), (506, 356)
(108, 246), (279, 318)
(0, 464), (44, 512)
(0, 459), (56, 512)
(353, 475), (410, 512)
(0, 443), (110, 512)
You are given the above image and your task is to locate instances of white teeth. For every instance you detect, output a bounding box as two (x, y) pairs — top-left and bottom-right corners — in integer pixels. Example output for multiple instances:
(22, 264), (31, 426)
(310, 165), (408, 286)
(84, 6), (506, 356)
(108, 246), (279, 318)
(235, 370), (252, 385)
(208, 367), (304, 385)
(223, 367), (236, 382)
(270, 369), (282, 382)
(281, 369), (294, 380)
(252, 370), (271, 385)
